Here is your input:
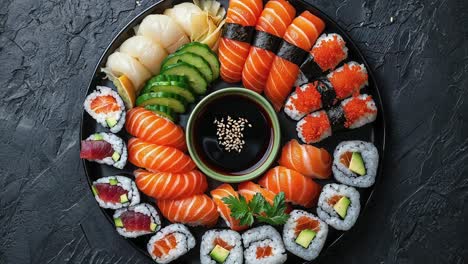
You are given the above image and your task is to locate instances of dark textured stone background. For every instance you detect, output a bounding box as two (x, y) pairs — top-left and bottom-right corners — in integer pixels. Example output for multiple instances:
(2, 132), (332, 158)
(1, 0), (467, 263)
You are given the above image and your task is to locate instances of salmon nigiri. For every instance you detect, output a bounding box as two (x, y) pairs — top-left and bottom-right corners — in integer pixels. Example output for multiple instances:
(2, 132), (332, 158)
(278, 139), (332, 179)
(242, 0), (296, 92)
(135, 169), (207, 200)
(210, 184), (248, 231)
(219, 0), (263, 83)
(157, 194), (219, 227)
(126, 107), (186, 150)
(128, 138), (195, 173)
(237, 181), (276, 205)
(259, 166), (322, 208)
(264, 11), (325, 111)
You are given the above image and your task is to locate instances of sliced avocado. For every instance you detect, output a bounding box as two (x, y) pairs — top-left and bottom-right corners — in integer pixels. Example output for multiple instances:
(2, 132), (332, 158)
(109, 178), (119, 185)
(114, 217), (123, 227)
(150, 223), (158, 231)
(106, 117), (118, 128)
(112, 152), (121, 162)
(119, 194), (129, 203)
(295, 229), (317, 248)
(91, 185), (99, 196)
(349, 152), (366, 176)
(209, 245), (230, 263)
(92, 133), (104, 141)
(333, 196), (351, 219)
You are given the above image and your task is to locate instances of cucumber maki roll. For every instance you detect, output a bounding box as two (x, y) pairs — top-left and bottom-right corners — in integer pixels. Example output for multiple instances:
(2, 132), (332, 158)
(317, 184), (360, 231)
(91, 176), (140, 209)
(113, 203), (161, 238)
(147, 224), (196, 264)
(242, 226), (287, 264)
(80, 132), (127, 169)
(200, 229), (243, 264)
(83, 86), (126, 133)
(283, 210), (328, 261)
(333, 141), (379, 187)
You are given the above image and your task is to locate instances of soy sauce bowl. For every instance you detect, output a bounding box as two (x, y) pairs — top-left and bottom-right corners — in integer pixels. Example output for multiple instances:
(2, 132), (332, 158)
(186, 88), (281, 183)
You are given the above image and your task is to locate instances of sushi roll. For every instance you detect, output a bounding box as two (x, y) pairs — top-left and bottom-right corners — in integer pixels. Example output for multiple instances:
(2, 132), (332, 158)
(113, 203), (161, 238)
(200, 229), (243, 264)
(91, 176), (140, 209)
(333, 141), (379, 188)
(300, 33), (348, 79)
(317, 184), (360, 231)
(283, 210), (328, 261)
(242, 226), (287, 264)
(297, 94), (377, 143)
(80, 132), (127, 169)
(147, 224), (196, 264)
(83, 86), (126, 133)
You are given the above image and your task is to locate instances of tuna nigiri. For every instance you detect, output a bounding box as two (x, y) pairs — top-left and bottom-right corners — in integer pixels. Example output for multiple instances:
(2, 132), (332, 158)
(264, 11), (325, 111)
(218, 0), (263, 83)
(237, 181), (276, 205)
(259, 166), (322, 208)
(126, 107), (186, 150)
(135, 169), (208, 200)
(128, 138), (195, 173)
(242, 0), (296, 92)
(210, 184), (248, 231)
(278, 139), (332, 179)
(157, 194), (220, 227)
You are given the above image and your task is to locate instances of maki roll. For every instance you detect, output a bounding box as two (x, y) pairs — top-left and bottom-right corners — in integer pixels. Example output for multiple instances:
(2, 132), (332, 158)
(317, 184), (360, 231)
(113, 203), (161, 238)
(91, 176), (140, 209)
(297, 94), (377, 143)
(283, 210), (328, 261)
(80, 133), (127, 169)
(200, 229), (243, 264)
(147, 224), (196, 264)
(333, 141), (379, 188)
(242, 225), (287, 264)
(83, 86), (126, 133)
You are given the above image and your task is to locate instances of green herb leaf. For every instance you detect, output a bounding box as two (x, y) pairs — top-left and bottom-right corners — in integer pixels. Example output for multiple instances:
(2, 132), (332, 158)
(249, 193), (266, 214)
(222, 195), (254, 226)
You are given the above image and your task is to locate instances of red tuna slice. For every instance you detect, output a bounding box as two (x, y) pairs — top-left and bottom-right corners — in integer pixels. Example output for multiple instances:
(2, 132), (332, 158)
(120, 211), (152, 232)
(80, 140), (114, 160)
(94, 183), (128, 203)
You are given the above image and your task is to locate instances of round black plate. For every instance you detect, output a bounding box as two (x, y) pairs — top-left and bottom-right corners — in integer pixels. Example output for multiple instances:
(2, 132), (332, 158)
(81, 0), (386, 263)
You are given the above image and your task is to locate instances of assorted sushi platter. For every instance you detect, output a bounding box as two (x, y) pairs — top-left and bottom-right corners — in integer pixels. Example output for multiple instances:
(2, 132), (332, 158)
(80, 0), (386, 263)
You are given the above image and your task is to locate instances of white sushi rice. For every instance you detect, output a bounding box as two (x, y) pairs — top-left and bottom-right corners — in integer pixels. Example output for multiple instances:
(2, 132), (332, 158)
(147, 224), (196, 264)
(113, 203), (161, 238)
(283, 210), (328, 261)
(296, 111), (332, 144)
(327, 61), (368, 90)
(85, 133), (127, 169)
(83, 86), (126, 133)
(92, 176), (140, 209)
(200, 229), (243, 264)
(342, 94), (377, 129)
(333, 141), (379, 188)
(242, 226), (287, 264)
(317, 184), (360, 231)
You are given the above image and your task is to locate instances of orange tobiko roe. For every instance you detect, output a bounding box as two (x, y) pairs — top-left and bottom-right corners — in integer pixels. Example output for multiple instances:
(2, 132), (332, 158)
(329, 64), (368, 99)
(343, 96), (377, 128)
(294, 216), (321, 236)
(311, 35), (346, 71)
(288, 82), (322, 113)
(300, 113), (330, 143)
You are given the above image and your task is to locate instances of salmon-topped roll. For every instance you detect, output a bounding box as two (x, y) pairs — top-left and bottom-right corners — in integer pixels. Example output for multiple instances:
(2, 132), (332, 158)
(210, 184), (248, 231)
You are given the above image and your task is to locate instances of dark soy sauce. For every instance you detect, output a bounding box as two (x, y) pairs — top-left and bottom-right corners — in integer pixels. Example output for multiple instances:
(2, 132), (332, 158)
(193, 94), (273, 175)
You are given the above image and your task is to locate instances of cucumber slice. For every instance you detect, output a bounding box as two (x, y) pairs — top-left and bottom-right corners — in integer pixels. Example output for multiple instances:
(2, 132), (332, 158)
(145, 105), (177, 122)
(114, 218), (123, 227)
(150, 223), (158, 231)
(177, 42), (220, 80)
(92, 133), (104, 141)
(162, 51), (214, 82)
(142, 83), (195, 103)
(154, 75), (189, 84)
(136, 92), (187, 113)
(112, 152), (121, 162)
(142, 75), (190, 94)
(161, 62), (208, 95)
(109, 178), (119, 185)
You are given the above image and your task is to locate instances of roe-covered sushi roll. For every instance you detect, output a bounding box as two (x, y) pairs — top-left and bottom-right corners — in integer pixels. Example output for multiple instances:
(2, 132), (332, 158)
(113, 203), (161, 238)
(317, 184), (360, 231)
(242, 226), (287, 264)
(80, 133), (127, 169)
(283, 210), (328, 261)
(297, 94), (377, 143)
(333, 141), (379, 188)
(147, 224), (196, 264)
(83, 86), (126, 133)
(200, 229), (243, 264)
(91, 176), (140, 209)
